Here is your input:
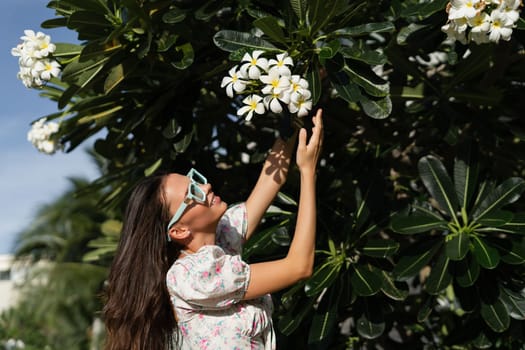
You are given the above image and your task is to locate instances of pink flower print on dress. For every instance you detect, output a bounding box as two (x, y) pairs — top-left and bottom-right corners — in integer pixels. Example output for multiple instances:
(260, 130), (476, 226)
(215, 261), (222, 274)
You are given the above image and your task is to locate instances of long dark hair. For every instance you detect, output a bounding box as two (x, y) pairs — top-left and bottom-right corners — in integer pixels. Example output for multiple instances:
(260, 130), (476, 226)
(103, 175), (179, 350)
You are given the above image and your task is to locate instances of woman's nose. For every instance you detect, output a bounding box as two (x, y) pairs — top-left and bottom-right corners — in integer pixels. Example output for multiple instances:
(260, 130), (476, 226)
(201, 183), (212, 194)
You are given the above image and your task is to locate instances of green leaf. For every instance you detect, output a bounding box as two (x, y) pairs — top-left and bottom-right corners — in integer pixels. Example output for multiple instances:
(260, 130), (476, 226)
(480, 297), (510, 333)
(425, 253), (452, 295)
(488, 238), (525, 265)
(335, 21), (395, 36)
(471, 236), (500, 269)
(397, 24), (428, 45)
(144, 158), (163, 177)
(304, 260), (342, 297)
(213, 30), (278, 52)
(172, 42), (194, 69)
(418, 156), (460, 224)
(41, 17), (68, 28)
(380, 271), (408, 301)
(290, 0), (307, 21)
(445, 231), (470, 260)
(253, 17), (287, 44)
(278, 297), (315, 335)
(390, 213), (447, 234)
(308, 303), (338, 344)
(308, 0), (348, 34)
(343, 64), (389, 97)
(360, 95), (392, 120)
(472, 178), (525, 221)
(61, 55), (109, 88)
(162, 8), (186, 24)
(399, 0), (449, 19)
(455, 253), (480, 287)
(417, 296), (434, 322)
(361, 239), (399, 258)
(454, 143), (479, 210)
(477, 210), (514, 227)
(340, 46), (388, 65)
(500, 287), (525, 320)
(53, 43), (83, 57)
(67, 10), (112, 29)
(350, 264), (383, 296)
(501, 212), (525, 234)
(356, 299), (385, 339)
(306, 67), (321, 105)
(393, 239), (441, 280)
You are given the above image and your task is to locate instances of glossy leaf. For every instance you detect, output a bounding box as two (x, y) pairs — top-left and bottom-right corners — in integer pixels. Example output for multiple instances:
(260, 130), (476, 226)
(500, 287), (525, 320)
(340, 46), (388, 65)
(455, 253), (480, 287)
(390, 213), (447, 234)
(213, 30), (277, 53)
(471, 236), (500, 269)
(393, 239), (441, 280)
(335, 21), (395, 36)
(290, 0), (307, 20)
(356, 299), (385, 339)
(162, 9), (186, 24)
(253, 17), (287, 44)
(418, 156), (460, 223)
(361, 239), (399, 258)
(488, 238), (525, 265)
(360, 95), (392, 120)
(399, 0), (448, 18)
(425, 253), (452, 295)
(477, 210), (513, 227)
(417, 296), (434, 322)
(445, 231), (470, 261)
(304, 260), (342, 297)
(308, 303), (338, 344)
(480, 297), (510, 333)
(350, 264), (383, 296)
(278, 297), (315, 335)
(306, 66), (321, 105)
(501, 212), (525, 234)
(53, 43), (83, 57)
(453, 143), (479, 210)
(344, 65), (389, 97)
(380, 271), (408, 301)
(472, 177), (525, 221)
(172, 42), (194, 69)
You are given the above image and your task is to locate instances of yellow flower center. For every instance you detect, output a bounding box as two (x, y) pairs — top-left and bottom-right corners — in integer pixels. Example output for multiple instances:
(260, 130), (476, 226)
(493, 20), (501, 28)
(45, 62), (53, 71)
(249, 101), (258, 109)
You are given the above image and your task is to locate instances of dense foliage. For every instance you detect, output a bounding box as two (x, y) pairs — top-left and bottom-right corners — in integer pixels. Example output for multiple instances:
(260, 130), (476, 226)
(5, 0), (525, 348)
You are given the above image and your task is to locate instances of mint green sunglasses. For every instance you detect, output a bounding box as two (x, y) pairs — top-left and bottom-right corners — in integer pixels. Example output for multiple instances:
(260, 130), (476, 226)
(166, 168), (207, 239)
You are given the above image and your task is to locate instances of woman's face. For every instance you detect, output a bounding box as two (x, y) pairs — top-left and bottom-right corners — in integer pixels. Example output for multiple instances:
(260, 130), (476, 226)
(164, 173), (227, 231)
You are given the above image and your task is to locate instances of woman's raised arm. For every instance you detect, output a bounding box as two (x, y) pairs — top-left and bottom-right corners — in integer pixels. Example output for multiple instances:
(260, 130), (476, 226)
(244, 109), (323, 300)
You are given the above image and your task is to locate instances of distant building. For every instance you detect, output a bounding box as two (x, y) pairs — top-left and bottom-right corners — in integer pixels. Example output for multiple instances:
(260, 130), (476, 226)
(0, 254), (20, 312)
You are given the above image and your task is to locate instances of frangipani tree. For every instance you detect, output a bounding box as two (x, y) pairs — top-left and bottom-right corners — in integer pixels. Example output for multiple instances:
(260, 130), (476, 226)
(10, 0), (525, 348)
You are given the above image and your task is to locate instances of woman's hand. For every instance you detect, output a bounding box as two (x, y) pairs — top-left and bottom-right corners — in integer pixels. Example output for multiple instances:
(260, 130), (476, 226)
(296, 109), (323, 175)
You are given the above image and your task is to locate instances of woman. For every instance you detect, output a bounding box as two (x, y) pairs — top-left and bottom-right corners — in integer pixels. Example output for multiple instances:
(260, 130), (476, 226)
(103, 109), (323, 349)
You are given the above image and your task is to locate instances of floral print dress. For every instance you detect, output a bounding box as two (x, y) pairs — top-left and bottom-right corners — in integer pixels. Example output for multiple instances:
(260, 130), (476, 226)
(166, 203), (275, 350)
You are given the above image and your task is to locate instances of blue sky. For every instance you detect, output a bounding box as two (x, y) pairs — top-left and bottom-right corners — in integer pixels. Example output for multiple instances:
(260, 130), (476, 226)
(0, 1), (99, 254)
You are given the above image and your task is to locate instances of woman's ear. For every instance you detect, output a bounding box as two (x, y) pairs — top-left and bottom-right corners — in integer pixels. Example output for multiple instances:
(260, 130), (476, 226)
(168, 225), (191, 242)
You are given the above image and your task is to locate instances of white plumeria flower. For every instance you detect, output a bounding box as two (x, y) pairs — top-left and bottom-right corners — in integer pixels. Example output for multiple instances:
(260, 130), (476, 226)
(468, 12), (491, 33)
(288, 75), (310, 95)
(441, 19), (468, 44)
(27, 118), (61, 154)
(221, 66), (247, 98)
(237, 94), (265, 121)
(470, 30), (490, 43)
(268, 53), (293, 76)
(489, 9), (514, 42)
(499, 0), (521, 23)
(263, 90), (291, 114)
(21, 30), (56, 58)
(289, 90), (312, 117)
(35, 59), (61, 80)
(449, 0), (481, 19)
(240, 50), (269, 79)
(260, 67), (291, 95)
